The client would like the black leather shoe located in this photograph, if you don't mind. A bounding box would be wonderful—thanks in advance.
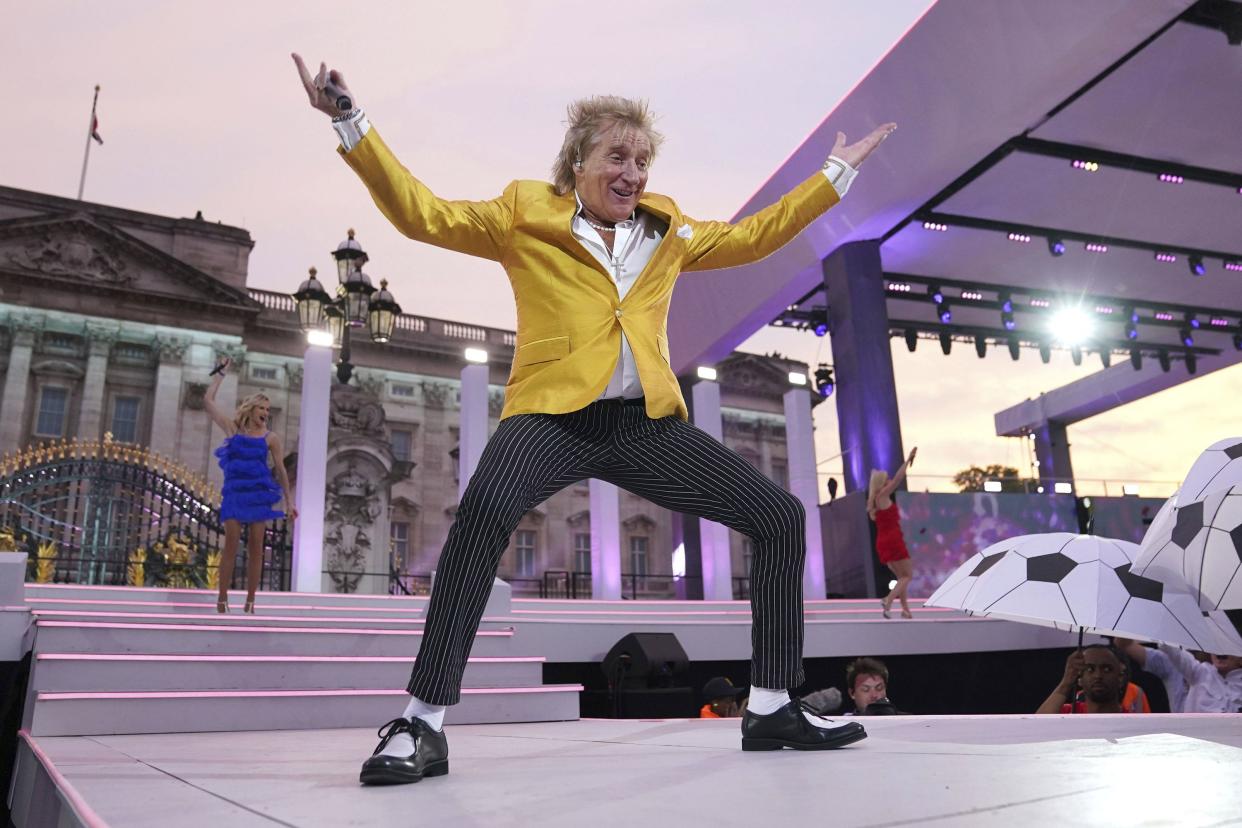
[359,717,450,785]
[741,701,867,751]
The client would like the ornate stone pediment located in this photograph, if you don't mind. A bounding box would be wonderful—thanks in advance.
[621,514,656,532]
[0,213,256,310]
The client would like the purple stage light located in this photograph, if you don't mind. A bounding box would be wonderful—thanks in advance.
[1004,319,1016,331]
[939,307,952,324]
[1084,242,1108,253]
[1226,261,1242,272]
[1007,232,1031,243]
[1189,255,1206,276]
[1030,298,1051,308]
[1158,173,1184,184]
[1154,252,1177,263]
[961,290,983,301]
[922,221,948,232]
[1071,160,1099,172]
[1210,317,1229,327]
[1154,311,1174,321]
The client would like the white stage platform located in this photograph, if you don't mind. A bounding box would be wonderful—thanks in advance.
[13,715,1242,828]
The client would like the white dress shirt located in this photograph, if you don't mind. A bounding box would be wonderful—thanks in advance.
[1157,643,1242,713]
[332,111,860,402]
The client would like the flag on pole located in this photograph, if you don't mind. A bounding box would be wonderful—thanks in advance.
[91,114,103,145]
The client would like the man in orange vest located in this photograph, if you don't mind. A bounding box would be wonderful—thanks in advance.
[294,54,895,785]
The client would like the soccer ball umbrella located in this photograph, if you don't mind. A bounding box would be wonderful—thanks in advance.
[926,533,1242,655]
[1176,436,1242,502]
[1133,484,1242,611]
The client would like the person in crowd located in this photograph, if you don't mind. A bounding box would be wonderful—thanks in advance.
[203,358,296,614]
[1152,644,1242,713]
[844,657,899,715]
[867,448,918,618]
[800,687,843,717]
[700,677,747,718]
[1036,645,1149,714]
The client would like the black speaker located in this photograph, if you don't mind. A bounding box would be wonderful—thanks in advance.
[601,632,689,690]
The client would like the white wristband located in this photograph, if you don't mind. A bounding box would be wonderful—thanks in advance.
[822,155,858,197]
[332,108,371,152]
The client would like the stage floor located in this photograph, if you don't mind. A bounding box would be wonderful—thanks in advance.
[21,715,1242,827]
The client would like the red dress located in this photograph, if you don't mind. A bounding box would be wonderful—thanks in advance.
[874,500,910,564]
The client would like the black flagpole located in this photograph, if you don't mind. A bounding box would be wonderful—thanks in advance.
[77,85,101,200]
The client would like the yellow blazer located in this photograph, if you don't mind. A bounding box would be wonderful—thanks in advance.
[340,129,840,421]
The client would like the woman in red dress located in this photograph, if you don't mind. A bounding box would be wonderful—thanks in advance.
[867,447,917,619]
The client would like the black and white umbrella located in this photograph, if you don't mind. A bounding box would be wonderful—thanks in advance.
[1176,436,1242,502]
[1133,483,1242,611]
[926,532,1242,655]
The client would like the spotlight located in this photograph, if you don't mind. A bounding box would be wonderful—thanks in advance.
[974,334,987,358]
[939,304,952,324]
[1047,306,1095,345]
[1000,293,1013,314]
[1158,173,1184,184]
[1234,333,1242,351]
[813,321,829,337]
[696,365,718,381]
[939,332,952,355]
[1099,349,1111,369]
[929,284,945,304]
[787,371,807,386]
[1158,349,1171,373]
[1071,160,1100,172]
[1039,342,1051,363]
[1225,261,1242,272]
[1186,312,1200,330]
[1007,337,1020,361]
[1084,242,1109,253]
[1124,307,1138,340]
[1002,311,1016,331]
[1047,237,1066,257]
[813,364,835,398]
[1070,346,1083,366]
[1180,327,1194,347]
[1154,252,1177,264]
[1007,232,1031,243]
[1189,255,1206,277]
[904,329,918,352]
[1129,346,1142,370]
[923,221,948,232]
[1186,352,1198,375]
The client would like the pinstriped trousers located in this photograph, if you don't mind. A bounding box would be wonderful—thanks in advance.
[408,397,807,705]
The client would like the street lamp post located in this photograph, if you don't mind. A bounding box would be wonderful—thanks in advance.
[289,230,402,592]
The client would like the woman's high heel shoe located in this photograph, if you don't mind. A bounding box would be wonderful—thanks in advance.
[216,597,229,614]
[243,597,255,614]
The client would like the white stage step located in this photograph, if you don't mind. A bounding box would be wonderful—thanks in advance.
[28,685,583,736]
[31,653,546,692]
[20,582,577,738]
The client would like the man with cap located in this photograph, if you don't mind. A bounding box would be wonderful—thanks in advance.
[701,677,747,718]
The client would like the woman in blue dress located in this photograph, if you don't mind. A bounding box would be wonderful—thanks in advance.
[204,358,297,613]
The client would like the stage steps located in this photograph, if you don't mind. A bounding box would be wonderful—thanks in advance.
[22,583,580,737]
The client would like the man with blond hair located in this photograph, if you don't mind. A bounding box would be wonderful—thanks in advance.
[294,54,896,785]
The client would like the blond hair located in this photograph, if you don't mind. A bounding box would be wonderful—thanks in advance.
[233,393,271,434]
[867,469,889,519]
[551,95,664,196]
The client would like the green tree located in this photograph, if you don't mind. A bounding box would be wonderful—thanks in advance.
[953,464,1031,493]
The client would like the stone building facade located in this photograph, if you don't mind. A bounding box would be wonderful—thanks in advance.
[0,185,813,596]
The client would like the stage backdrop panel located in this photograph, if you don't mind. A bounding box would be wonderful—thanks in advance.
[896,493,1078,597]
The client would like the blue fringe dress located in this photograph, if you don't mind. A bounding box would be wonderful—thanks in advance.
[215,433,284,523]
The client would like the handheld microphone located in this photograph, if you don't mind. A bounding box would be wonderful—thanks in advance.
[209,362,226,377]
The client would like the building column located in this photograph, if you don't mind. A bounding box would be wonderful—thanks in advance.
[692,378,734,601]
[1033,420,1074,491]
[588,479,622,600]
[457,362,489,501]
[292,343,333,593]
[78,323,119,441]
[823,241,905,494]
[0,317,40,452]
[149,336,189,459]
[784,386,826,600]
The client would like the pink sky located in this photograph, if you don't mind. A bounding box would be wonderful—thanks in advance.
[8,1,1239,498]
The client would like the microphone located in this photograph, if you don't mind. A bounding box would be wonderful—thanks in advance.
[209,362,227,377]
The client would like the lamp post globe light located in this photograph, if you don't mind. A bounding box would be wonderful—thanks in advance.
[292,229,403,384]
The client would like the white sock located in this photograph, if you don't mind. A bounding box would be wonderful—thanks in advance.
[747,686,790,716]
[376,696,446,758]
